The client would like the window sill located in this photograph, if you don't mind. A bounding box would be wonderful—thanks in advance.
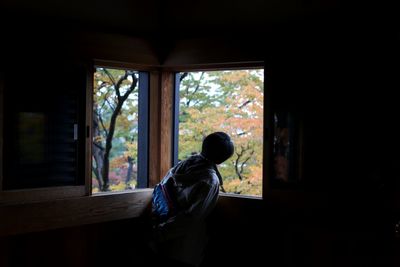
[0,188,153,237]
[0,186,86,205]
[219,192,263,200]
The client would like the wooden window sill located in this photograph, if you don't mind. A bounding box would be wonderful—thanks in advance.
[0,188,153,237]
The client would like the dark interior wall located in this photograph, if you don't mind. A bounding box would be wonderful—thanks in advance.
[192,16,400,265]
[206,7,400,267]
[274,9,400,197]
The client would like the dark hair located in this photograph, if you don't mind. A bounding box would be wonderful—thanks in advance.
[201,132,234,164]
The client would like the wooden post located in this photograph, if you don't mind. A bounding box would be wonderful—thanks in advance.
[85,65,94,195]
[159,72,174,181]
[149,71,161,187]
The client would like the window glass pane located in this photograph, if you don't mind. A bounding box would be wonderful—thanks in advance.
[178,69,264,196]
[3,64,85,190]
[92,67,141,193]
[272,111,301,187]
[273,112,291,182]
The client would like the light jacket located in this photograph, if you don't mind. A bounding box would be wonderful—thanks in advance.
[153,153,221,266]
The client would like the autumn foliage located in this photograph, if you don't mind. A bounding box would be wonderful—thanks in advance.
[92,68,264,196]
[179,70,264,196]
[92,68,138,192]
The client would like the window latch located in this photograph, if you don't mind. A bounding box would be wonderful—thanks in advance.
[74,124,78,141]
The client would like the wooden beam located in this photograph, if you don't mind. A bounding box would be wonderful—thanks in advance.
[0,189,152,237]
[148,71,161,187]
[159,72,174,179]
[75,33,160,67]
[162,61,265,72]
[94,59,159,71]
[163,38,265,69]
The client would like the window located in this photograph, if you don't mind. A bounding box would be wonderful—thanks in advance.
[272,111,303,187]
[174,69,264,197]
[2,62,87,190]
[92,67,149,193]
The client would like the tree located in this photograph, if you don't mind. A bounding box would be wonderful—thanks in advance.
[178,70,264,196]
[92,68,139,191]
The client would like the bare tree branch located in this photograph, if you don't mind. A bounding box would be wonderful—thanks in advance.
[238,100,253,109]
[105,98,116,112]
[182,72,205,107]
[93,142,105,151]
[235,148,245,180]
[98,86,115,112]
[94,109,109,137]
[103,69,117,87]
[121,72,138,102]
[180,72,188,82]
[240,149,254,174]
[186,72,204,107]
[192,72,204,95]
[97,82,108,91]
[115,71,129,100]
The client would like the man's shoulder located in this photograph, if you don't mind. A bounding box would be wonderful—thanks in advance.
[198,169,219,187]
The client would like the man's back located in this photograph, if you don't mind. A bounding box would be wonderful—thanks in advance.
[151,132,234,267]
[151,154,220,266]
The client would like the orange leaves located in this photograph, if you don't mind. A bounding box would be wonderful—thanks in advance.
[110,156,127,170]
[179,69,264,196]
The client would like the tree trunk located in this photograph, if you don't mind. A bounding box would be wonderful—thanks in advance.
[125,156,134,189]
[92,111,104,190]
[102,102,123,191]
[92,143,104,190]
[93,70,138,191]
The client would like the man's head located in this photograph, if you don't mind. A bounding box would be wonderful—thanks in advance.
[201,132,234,164]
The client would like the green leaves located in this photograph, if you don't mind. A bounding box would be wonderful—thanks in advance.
[92,67,139,192]
[178,70,264,196]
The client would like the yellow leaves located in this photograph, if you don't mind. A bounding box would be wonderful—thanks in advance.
[248,165,262,183]
[221,70,249,83]
[93,135,103,143]
[223,173,262,197]
[110,181,136,191]
[179,69,265,196]
[125,142,138,159]
[223,179,242,193]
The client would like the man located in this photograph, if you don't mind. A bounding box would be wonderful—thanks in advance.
[150,132,234,267]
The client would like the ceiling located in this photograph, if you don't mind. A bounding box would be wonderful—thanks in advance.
[0,0,342,37]
[1,0,397,65]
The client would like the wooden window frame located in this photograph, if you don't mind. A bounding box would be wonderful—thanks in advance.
[0,58,279,236]
[0,61,158,236]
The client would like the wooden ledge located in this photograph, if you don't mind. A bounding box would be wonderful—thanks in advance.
[0,189,153,237]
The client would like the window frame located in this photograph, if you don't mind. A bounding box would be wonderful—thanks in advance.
[0,61,156,236]
[170,64,268,199]
[0,59,283,236]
